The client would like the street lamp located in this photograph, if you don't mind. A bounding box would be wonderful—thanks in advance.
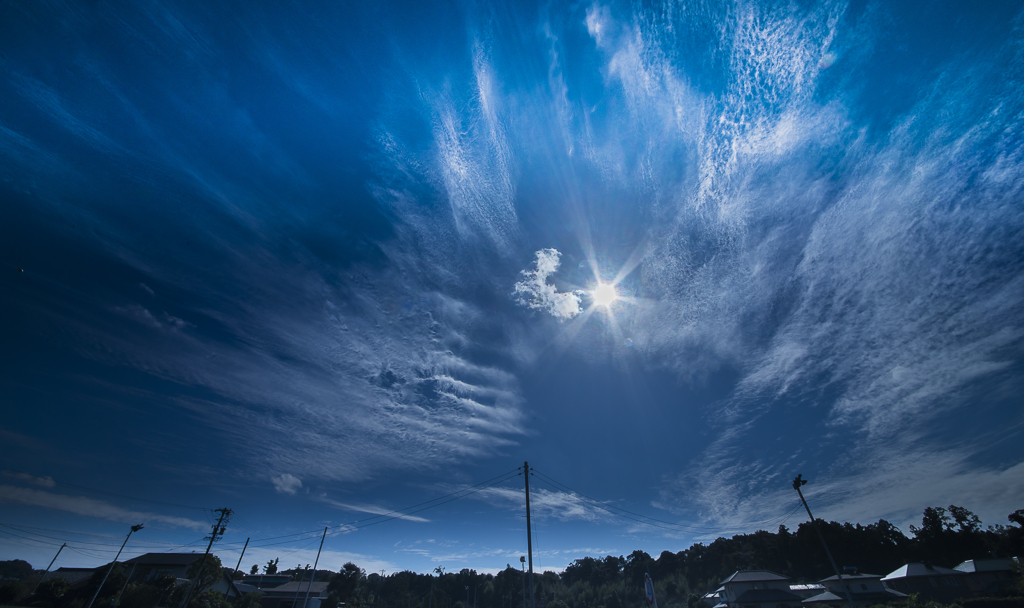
[87,524,142,608]
[519,557,526,608]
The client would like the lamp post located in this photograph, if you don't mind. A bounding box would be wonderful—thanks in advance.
[793,475,855,608]
[87,524,142,608]
[519,557,526,608]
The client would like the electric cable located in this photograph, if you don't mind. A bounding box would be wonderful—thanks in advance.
[221,467,524,548]
[529,469,801,536]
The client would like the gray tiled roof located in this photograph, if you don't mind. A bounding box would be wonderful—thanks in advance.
[732,589,803,603]
[953,558,1019,573]
[818,574,881,582]
[882,563,960,580]
[803,589,906,604]
[261,581,330,596]
[721,570,791,584]
[123,552,204,566]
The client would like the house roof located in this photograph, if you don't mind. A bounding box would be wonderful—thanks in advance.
[802,591,845,604]
[40,568,96,586]
[123,552,204,566]
[803,588,907,604]
[954,558,1019,573]
[261,581,330,596]
[720,570,791,584]
[819,574,881,582]
[731,589,803,604]
[881,563,961,580]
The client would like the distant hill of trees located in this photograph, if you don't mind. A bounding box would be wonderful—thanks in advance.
[314,506,1022,608]
[1,505,1021,608]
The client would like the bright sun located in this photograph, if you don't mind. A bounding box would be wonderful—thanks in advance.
[592,282,618,307]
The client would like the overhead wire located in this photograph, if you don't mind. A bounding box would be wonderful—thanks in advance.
[220,467,524,549]
[529,467,803,536]
[3,464,805,562]
[0,523,204,548]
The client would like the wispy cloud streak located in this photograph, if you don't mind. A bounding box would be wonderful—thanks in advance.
[0,485,206,530]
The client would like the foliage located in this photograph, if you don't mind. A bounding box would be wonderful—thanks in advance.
[0,559,35,582]
[106,574,177,608]
[0,581,27,605]
[188,589,232,608]
[11,505,1023,608]
[328,562,365,603]
[35,577,69,605]
[186,554,224,592]
[79,562,127,606]
[250,564,259,575]
[238,591,263,608]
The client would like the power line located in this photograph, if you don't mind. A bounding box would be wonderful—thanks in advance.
[220,467,524,548]
[237,469,524,549]
[340,469,523,533]
[529,468,801,535]
[532,467,801,530]
[0,523,205,548]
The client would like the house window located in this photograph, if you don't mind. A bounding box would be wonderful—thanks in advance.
[930,578,938,587]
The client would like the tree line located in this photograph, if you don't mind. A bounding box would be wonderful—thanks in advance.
[1,505,1021,608]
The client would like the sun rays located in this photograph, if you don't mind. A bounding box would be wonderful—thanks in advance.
[591,282,618,308]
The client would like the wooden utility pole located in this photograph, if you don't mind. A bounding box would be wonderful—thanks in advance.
[233,538,250,577]
[524,462,535,608]
[302,527,328,608]
[181,508,231,608]
[30,543,65,596]
[226,537,250,598]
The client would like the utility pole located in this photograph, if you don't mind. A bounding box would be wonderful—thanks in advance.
[302,527,328,608]
[793,475,855,608]
[523,462,535,608]
[113,562,138,606]
[30,543,66,596]
[294,565,310,608]
[233,538,250,578]
[226,537,250,598]
[87,524,142,608]
[182,507,231,608]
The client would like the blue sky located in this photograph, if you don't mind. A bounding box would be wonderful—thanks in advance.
[2,0,1023,576]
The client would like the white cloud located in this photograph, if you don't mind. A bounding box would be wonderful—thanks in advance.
[562,0,1024,532]
[513,249,583,320]
[317,496,430,523]
[0,485,206,530]
[473,485,612,523]
[1,470,56,488]
[272,474,303,495]
[585,5,614,47]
